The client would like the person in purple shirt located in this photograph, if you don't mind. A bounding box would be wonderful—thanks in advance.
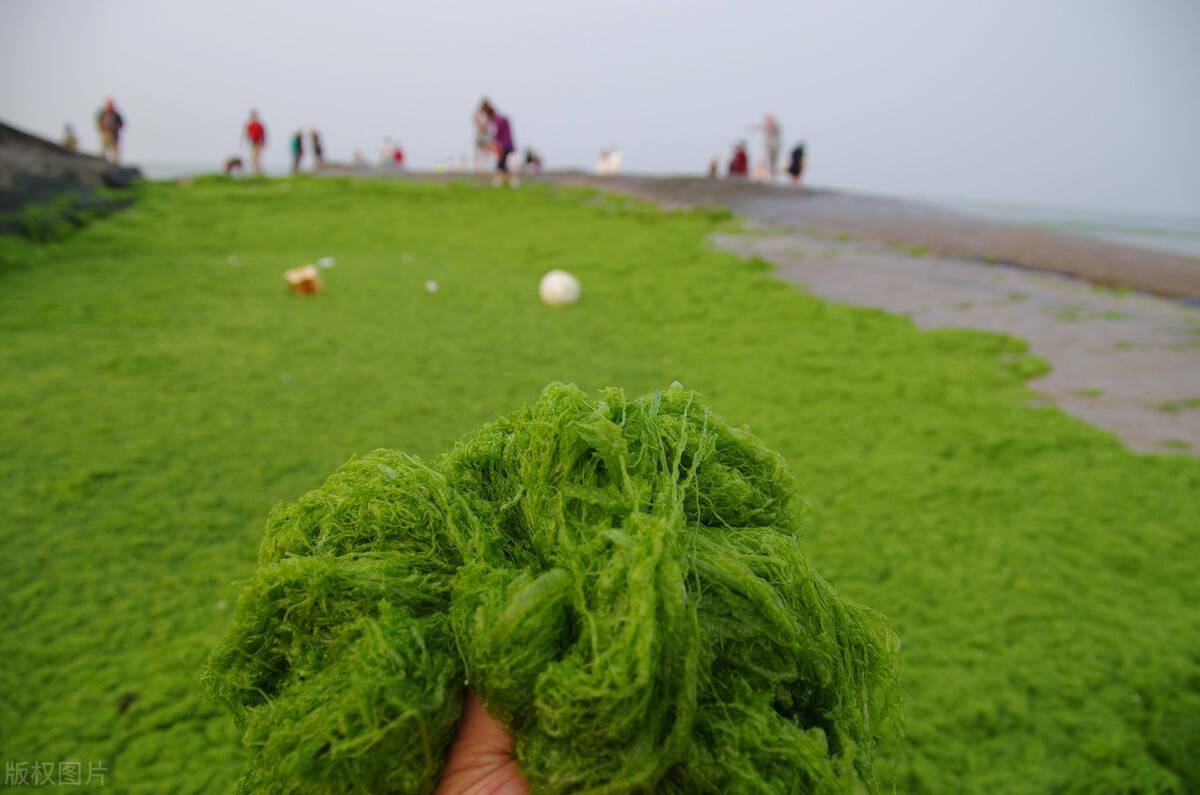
[481,100,517,187]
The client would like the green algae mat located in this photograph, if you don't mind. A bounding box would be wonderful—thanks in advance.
[1,177,1198,793]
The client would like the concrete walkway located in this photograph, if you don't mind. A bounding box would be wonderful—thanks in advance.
[715,228,1200,454]
[540,173,1200,300]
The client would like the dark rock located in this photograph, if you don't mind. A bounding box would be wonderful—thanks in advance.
[103,165,140,190]
[1,118,141,238]
[1,118,141,205]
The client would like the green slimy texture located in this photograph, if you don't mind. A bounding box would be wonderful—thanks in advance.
[204,384,900,793]
[3,177,1199,793]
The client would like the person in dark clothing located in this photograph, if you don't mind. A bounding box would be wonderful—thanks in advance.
[787,142,806,185]
[95,99,124,163]
[310,129,325,168]
[290,130,304,174]
[481,100,518,187]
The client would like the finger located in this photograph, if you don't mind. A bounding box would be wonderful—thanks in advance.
[435,689,529,795]
[455,689,514,755]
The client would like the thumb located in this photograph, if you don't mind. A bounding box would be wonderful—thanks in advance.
[435,689,529,795]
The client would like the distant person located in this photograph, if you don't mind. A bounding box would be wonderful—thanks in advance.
[482,101,516,187]
[728,142,749,177]
[596,148,623,175]
[290,130,304,174]
[95,98,124,163]
[610,148,623,174]
[708,156,720,178]
[752,114,781,179]
[61,124,78,152]
[352,149,367,168]
[473,101,493,173]
[244,110,267,175]
[787,142,806,185]
[379,137,404,167]
[310,129,325,168]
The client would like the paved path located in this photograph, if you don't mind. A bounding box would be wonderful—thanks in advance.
[532,173,1200,454]
[714,228,1200,454]
[540,173,1200,300]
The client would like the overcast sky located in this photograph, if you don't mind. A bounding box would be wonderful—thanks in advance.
[2,0,1198,215]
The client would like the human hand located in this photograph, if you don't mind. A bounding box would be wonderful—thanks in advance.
[434,689,529,795]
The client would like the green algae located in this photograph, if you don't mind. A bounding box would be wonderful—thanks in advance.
[3,177,1199,794]
[204,384,900,793]
[1154,397,1200,414]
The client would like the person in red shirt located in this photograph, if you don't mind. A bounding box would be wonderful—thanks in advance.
[243,110,267,175]
[728,141,749,177]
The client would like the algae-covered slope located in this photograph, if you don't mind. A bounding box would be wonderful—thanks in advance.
[204,383,900,793]
[5,178,1197,794]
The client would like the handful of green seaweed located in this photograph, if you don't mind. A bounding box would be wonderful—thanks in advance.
[204,384,900,793]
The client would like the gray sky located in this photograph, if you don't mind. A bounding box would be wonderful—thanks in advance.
[2,0,1198,215]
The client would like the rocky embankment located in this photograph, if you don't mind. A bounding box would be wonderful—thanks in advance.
[0,120,140,234]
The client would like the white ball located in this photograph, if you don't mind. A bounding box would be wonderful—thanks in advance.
[539,269,581,307]
[425,280,439,294]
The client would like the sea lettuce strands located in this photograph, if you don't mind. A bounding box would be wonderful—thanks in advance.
[205,383,900,794]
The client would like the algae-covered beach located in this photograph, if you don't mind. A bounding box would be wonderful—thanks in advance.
[2,177,1198,792]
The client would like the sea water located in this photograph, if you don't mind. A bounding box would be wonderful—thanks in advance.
[947,200,1200,259]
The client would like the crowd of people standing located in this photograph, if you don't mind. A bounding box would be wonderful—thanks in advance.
[716,114,805,185]
[240,111,328,176]
[287,128,324,174]
[62,97,805,187]
[227,99,518,183]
